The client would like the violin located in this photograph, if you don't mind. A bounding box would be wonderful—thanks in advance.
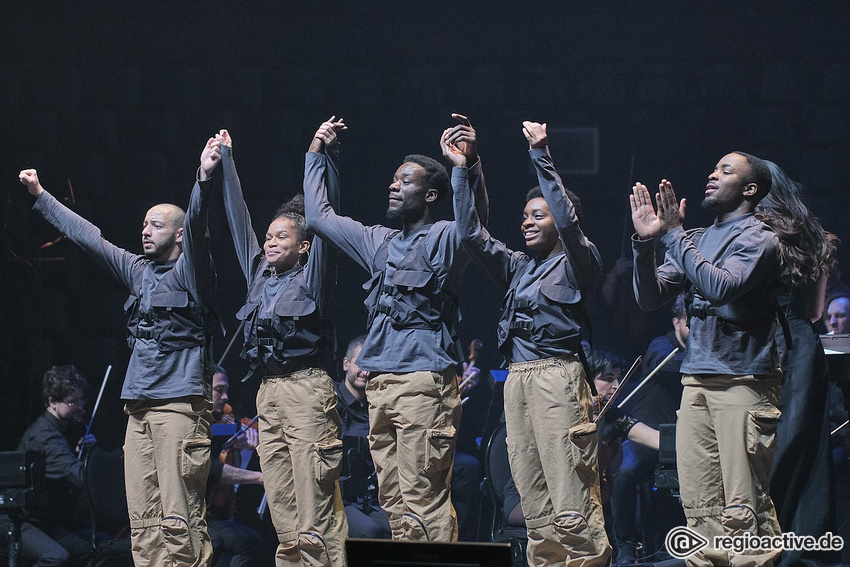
[591,355,642,504]
[458,339,483,398]
[209,403,259,519]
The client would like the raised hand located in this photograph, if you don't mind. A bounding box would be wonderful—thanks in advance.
[441,113,478,168]
[309,116,347,153]
[199,137,222,181]
[19,169,45,197]
[630,182,662,239]
[522,121,548,150]
[656,179,686,232]
[216,129,233,148]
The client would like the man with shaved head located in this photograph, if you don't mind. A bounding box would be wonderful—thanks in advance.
[19,137,221,567]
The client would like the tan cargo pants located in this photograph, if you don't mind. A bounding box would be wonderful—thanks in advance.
[677,374,782,567]
[257,369,348,567]
[505,356,612,567]
[124,396,213,567]
[366,369,461,541]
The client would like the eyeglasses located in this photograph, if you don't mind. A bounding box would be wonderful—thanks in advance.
[62,398,84,407]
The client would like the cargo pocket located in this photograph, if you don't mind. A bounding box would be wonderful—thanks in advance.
[162,515,194,564]
[569,422,598,487]
[314,438,344,485]
[553,511,597,556]
[181,435,211,479]
[746,407,781,457]
[424,426,456,476]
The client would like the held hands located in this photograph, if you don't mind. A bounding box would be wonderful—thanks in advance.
[629,180,686,239]
[522,121,548,151]
[440,113,478,168]
[199,137,223,181]
[19,169,44,197]
[309,116,347,153]
[215,129,232,148]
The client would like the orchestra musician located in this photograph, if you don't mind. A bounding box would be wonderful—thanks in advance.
[206,366,265,567]
[13,365,96,567]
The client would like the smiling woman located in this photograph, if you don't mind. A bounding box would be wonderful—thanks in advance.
[454,120,608,566]
[262,194,312,272]
[216,122,348,566]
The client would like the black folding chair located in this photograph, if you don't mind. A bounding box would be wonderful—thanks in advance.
[482,423,527,567]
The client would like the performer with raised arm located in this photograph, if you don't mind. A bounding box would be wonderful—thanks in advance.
[453,121,607,567]
[215,125,347,566]
[303,114,486,542]
[630,153,782,566]
[19,138,221,567]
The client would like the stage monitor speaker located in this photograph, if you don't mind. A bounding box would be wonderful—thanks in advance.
[346,538,512,567]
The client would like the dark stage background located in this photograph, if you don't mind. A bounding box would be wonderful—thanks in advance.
[2,2,849,450]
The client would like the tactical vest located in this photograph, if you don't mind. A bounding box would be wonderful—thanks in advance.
[363,227,462,358]
[124,288,217,353]
[235,266,325,375]
[497,254,586,354]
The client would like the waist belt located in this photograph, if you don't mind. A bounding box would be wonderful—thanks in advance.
[688,305,718,319]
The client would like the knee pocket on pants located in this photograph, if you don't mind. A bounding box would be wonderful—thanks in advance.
[553,511,597,553]
[569,422,598,486]
[747,408,781,457]
[424,426,456,475]
[298,531,329,559]
[721,504,757,534]
[162,515,196,564]
[181,434,211,479]
[401,513,429,541]
[314,438,343,484]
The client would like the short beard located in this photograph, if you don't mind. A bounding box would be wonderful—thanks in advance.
[143,248,161,260]
[143,238,176,261]
[386,201,423,221]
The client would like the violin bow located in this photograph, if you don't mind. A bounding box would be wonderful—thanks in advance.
[220,414,260,452]
[78,364,112,460]
[217,320,246,367]
[594,355,641,424]
[459,339,483,406]
[616,347,679,409]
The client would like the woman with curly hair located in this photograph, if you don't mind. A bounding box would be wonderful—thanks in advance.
[756,161,838,567]
[215,122,348,567]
